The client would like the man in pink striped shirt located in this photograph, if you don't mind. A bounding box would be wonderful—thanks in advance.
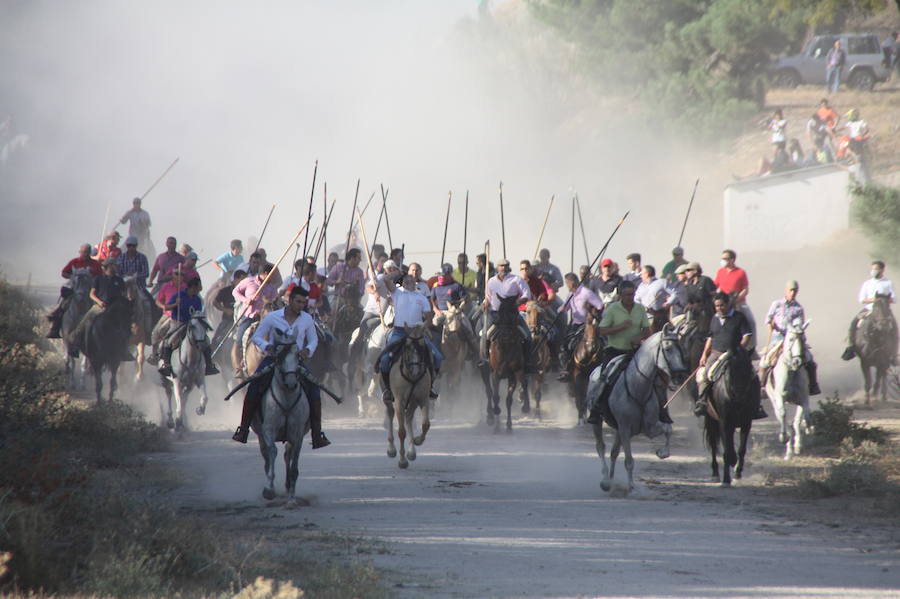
[231,264,278,378]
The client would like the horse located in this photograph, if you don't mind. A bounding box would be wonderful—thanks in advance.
[385,324,433,469]
[159,311,213,431]
[703,348,758,486]
[83,297,133,402]
[672,303,712,403]
[851,294,898,404]
[587,326,688,492]
[438,301,472,401]
[483,295,527,432]
[250,328,310,503]
[569,310,605,423]
[329,290,364,396]
[61,270,93,389]
[525,301,552,420]
[125,278,159,382]
[353,314,390,418]
[765,318,812,460]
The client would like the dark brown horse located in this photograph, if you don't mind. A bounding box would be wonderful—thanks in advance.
[330,288,363,396]
[703,350,756,486]
[672,303,712,405]
[83,297,133,402]
[525,301,551,420]
[569,310,605,423]
[484,295,527,432]
[852,294,898,404]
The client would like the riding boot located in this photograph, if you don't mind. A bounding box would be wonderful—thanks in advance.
[752,393,768,420]
[842,319,858,360]
[202,347,220,376]
[381,370,394,402]
[692,383,708,417]
[429,369,440,399]
[806,361,821,395]
[309,396,331,449]
[147,344,160,365]
[46,315,62,339]
[233,387,262,444]
[158,347,174,377]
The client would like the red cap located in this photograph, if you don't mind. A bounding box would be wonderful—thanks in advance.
[600,258,614,267]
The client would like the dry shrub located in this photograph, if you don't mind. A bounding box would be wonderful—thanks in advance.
[808,393,889,450]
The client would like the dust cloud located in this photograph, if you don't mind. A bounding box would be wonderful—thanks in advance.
[0,1,877,397]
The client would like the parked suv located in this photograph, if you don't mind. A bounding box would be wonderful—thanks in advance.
[769,33,890,90]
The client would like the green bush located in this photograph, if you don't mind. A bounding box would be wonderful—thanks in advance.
[809,394,889,449]
[851,183,900,263]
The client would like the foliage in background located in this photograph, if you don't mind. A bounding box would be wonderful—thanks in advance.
[809,394,889,448]
[851,182,900,263]
[526,0,888,141]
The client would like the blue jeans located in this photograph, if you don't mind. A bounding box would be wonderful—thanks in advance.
[826,66,842,93]
[379,328,443,374]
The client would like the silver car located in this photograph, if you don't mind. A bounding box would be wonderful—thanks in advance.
[770,33,890,90]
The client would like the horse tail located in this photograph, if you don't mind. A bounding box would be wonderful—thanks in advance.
[703,412,719,451]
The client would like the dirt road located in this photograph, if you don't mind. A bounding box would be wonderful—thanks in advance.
[143,386,898,599]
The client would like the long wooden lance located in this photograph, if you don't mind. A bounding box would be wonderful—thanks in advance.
[253,204,277,253]
[360,190,377,216]
[344,179,361,259]
[461,190,469,287]
[301,161,319,258]
[370,188,387,254]
[99,199,111,251]
[321,181,327,260]
[139,157,179,201]
[480,240,490,361]
[499,181,507,260]
[355,207,385,328]
[575,194,590,264]
[677,178,700,248]
[531,211,630,356]
[570,195,575,273]
[212,219,310,358]
[381,183,394,251]
[440,191,452,267]
[313,199,337,263]
[532,194,555,262]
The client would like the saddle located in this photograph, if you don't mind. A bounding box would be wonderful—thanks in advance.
[585,354,631,427]
[376,332,433,382]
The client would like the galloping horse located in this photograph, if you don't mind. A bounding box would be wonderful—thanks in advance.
[353,314,390,417]
[570,310,605,423]
[851,294,898,404]
[438,301,472,400]
[765,318,812,460]
[385,324,433,469]
[329,289,363,395]
[159,311,213,431]
[524,301,552,420]
[587,326,688,492]
[83,297,133,402]
[672,303,712,404]
[703,349,758,486]
[61,270,93,389]
[484,295,527,432]
[125,278,158,382]
[251,328,310,503]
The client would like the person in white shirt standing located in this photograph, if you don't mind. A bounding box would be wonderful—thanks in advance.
[635,265,669,333]
[119,197,154,260]
[379,274,443,402]
[232,285,331,449]
[843,260,898,361]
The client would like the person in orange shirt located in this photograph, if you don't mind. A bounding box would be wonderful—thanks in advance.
[96,231,122,263]
[815,98,839,134]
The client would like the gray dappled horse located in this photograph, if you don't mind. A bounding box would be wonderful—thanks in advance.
[852,294,898,404]
[83,298,133,402]
[385,323,433,469]
[62,270,94,389]
[587,326,688,492]
[159,311,212,431]
[352,310,390,417]
[251,328,310,503]
[765,318,812,460]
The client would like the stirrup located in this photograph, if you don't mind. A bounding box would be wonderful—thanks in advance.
[382,388,394,403]
[429,388,439,399]
[205,363,220,376]
[232,427,249,443]
[158,362,173,377]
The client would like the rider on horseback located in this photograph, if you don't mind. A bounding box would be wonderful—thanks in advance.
[431,263,479,354]
[842,260,897,362]
[47,243,102,339]
[116,236,150,288]
[557,272,604,381]
[232,264,278,379]
[759,280,821,397]
[380,274,443,402]
[693,292,767,419]
[232,285,331,448]
[480,259,534,369]
[349,259,400,364]
[153,277,220,377]
[67,258,133,361]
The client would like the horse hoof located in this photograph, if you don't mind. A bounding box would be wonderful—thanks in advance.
[486,414,495,426]
[720,481,732,488]
[399,460,408,469]
[408,453,416,461]
[734,471,743,480]
[655,448,670,460]
[600,480,611,492]
[413,437,424,446]
[387,448,397,458]
[262,488,276,500]
[166,417,175,430]
[493,407,501,415]
[521,404,530,414]
[195,405,206,416]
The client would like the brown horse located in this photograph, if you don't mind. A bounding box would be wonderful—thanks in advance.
[569,310,605,423]
[852,294,898,404]
[525,301,551,420]
[484,295,527,432]
[439,301,472,400]
[329,289,364,395]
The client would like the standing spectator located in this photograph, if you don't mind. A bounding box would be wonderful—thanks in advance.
[815,98,839,133]
[635,265,669,333]
[661,247,687,283]
[768,108,787,145]
[119,197,154,259]
[714,249,756,349]
[825,40,846,94]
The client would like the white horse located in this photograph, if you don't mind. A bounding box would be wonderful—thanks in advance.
[351,308,392,417]
[160,311,212,431]
[251,329,310,503]
[384,324,433,469]
[587,326,689,492]
[765,319,812,460]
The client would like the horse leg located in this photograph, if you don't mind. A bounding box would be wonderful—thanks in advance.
[593,422,612,492]
[284,441,302,502]
[397,400,409,469]
[655,422,672,460]
[406,403,417,462]
[173,381,186,432]
[736,421,751,479]
[620,430,636,491]
[878,366,888,402]
[721,422,736,487]
[195,378,208,416]
[707,416,720,482]
[521,374,530,414]
[385,399,397,458]
[505,378,515,432]
[259,430,277,500]
[491,373,502,431]
[94,364,103,403]
[162,379,175,429]
[791,404,804,457]
[534,374,542,421]
[608,433,621,483]
[413,387,431,447]
[109,362,118,402]
[861,362,872,405]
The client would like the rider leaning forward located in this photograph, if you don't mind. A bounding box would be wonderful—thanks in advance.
[151,277,220,378]
[232,285,331,448]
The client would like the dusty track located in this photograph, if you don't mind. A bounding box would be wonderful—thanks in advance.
[136,382,900,599]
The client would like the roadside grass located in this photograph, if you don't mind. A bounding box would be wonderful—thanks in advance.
[0,278,389,598]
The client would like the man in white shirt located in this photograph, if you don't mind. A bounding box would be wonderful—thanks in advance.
[481,258,533,368]
[407,263,431,296]
[379,274,442,402]
[635,265,669,332]
[232,285,331,448]
[349,260,400,364]
[119,197,154,259]
[843,260,898,360]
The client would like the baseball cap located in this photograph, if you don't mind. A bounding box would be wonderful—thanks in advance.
[600,258,614,267]
[496,258,510,267]
[672,246,684,255]
[685,262,700,270]
[786,279,799,289]
[125,235,138,246]
[441,263,453,275]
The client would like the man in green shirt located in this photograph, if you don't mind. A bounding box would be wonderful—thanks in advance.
[661,247,687,283]
[598,280,650,361]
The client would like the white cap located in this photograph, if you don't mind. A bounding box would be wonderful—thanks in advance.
[383,260,398,271]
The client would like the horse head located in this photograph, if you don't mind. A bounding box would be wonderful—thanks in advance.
[70,269,93,302]
[400,324,428,382]
[495,295,520,326]
[272,328,301,391]
[188,309,213,349]
[871,294,894,321]
[444,302,464,333]
[658,323,689,385]
[783,318,809,372]
[524,301,544,334]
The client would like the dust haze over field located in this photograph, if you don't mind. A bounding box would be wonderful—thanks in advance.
[0,1,877,394]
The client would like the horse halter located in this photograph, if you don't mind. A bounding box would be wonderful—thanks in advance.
[782,322,806,371]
